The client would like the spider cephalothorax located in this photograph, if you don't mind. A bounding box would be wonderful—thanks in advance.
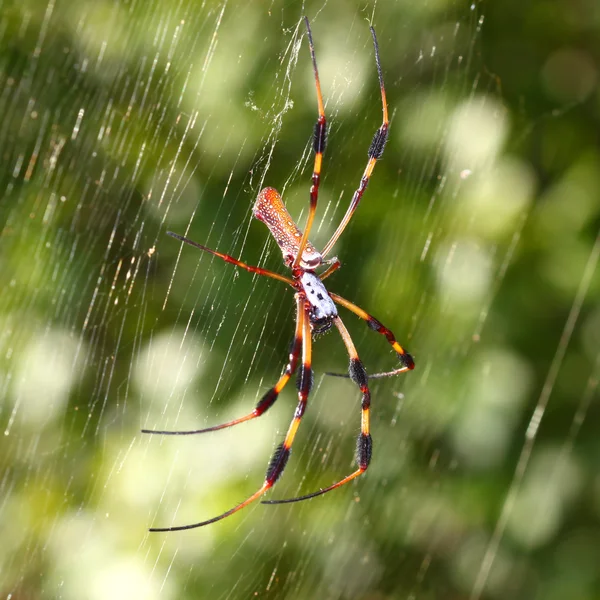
[299,271,338,334]
[144,17,414,532]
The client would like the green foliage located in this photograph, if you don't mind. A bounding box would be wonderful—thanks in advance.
[1,1,599,599]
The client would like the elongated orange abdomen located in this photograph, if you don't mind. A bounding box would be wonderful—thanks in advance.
[253,187,322,269]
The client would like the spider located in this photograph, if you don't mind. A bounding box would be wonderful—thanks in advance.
[144,17,414,532]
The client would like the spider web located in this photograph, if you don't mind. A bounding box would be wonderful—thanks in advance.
[1,0,599,599]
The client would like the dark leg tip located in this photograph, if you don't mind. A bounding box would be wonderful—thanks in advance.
[402,352,415,370]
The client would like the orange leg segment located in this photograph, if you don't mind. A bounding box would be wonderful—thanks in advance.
[263,315,372,504]
[321,26,389,259]
[293,17,327,269]
[142,295,305,437]
[329,292,415,377]
[148,297,311,532]
[167,231,294,286]
[318,259,341,281]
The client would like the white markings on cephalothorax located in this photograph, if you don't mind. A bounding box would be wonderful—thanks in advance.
[300,272,337,323]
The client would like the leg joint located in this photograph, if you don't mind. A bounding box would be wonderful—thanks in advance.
[361,391,371,410]
[255,388,278,415]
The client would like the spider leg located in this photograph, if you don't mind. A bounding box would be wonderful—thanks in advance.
[329,292,415,377]
[293,17,327,269]
[148,298,313,531]
[142,295,305,437]
[320,26,389,259]
[318,258,341,281]
[167,231,294,286]
[263,315,371,504]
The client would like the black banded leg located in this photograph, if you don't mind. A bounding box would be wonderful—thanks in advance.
[329,292,414,378]
[264,315,371,504]
[142,295,305,437]
[293,17,328,268]
[147,298,307,532]
[321,26,389,259]
[264,299,314,492]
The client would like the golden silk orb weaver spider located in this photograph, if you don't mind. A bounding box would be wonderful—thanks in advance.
[143,17,414,532]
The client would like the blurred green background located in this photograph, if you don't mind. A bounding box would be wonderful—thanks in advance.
[1,0,599,598]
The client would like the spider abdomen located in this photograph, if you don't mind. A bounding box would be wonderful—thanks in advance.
[300,272,337,333]
[253,187,323,269]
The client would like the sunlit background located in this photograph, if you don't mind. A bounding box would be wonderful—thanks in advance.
[1,0,599,598]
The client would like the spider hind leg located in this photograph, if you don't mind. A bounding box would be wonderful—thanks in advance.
[263,315,373,505]
[148,298,314,531]
[142,295,306,438]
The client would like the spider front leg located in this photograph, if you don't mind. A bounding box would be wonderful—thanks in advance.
[293,17,327,269]
[147,297,313,531]
[329,292,414,378]
[263,315,372,504]
[320,26,389,259]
